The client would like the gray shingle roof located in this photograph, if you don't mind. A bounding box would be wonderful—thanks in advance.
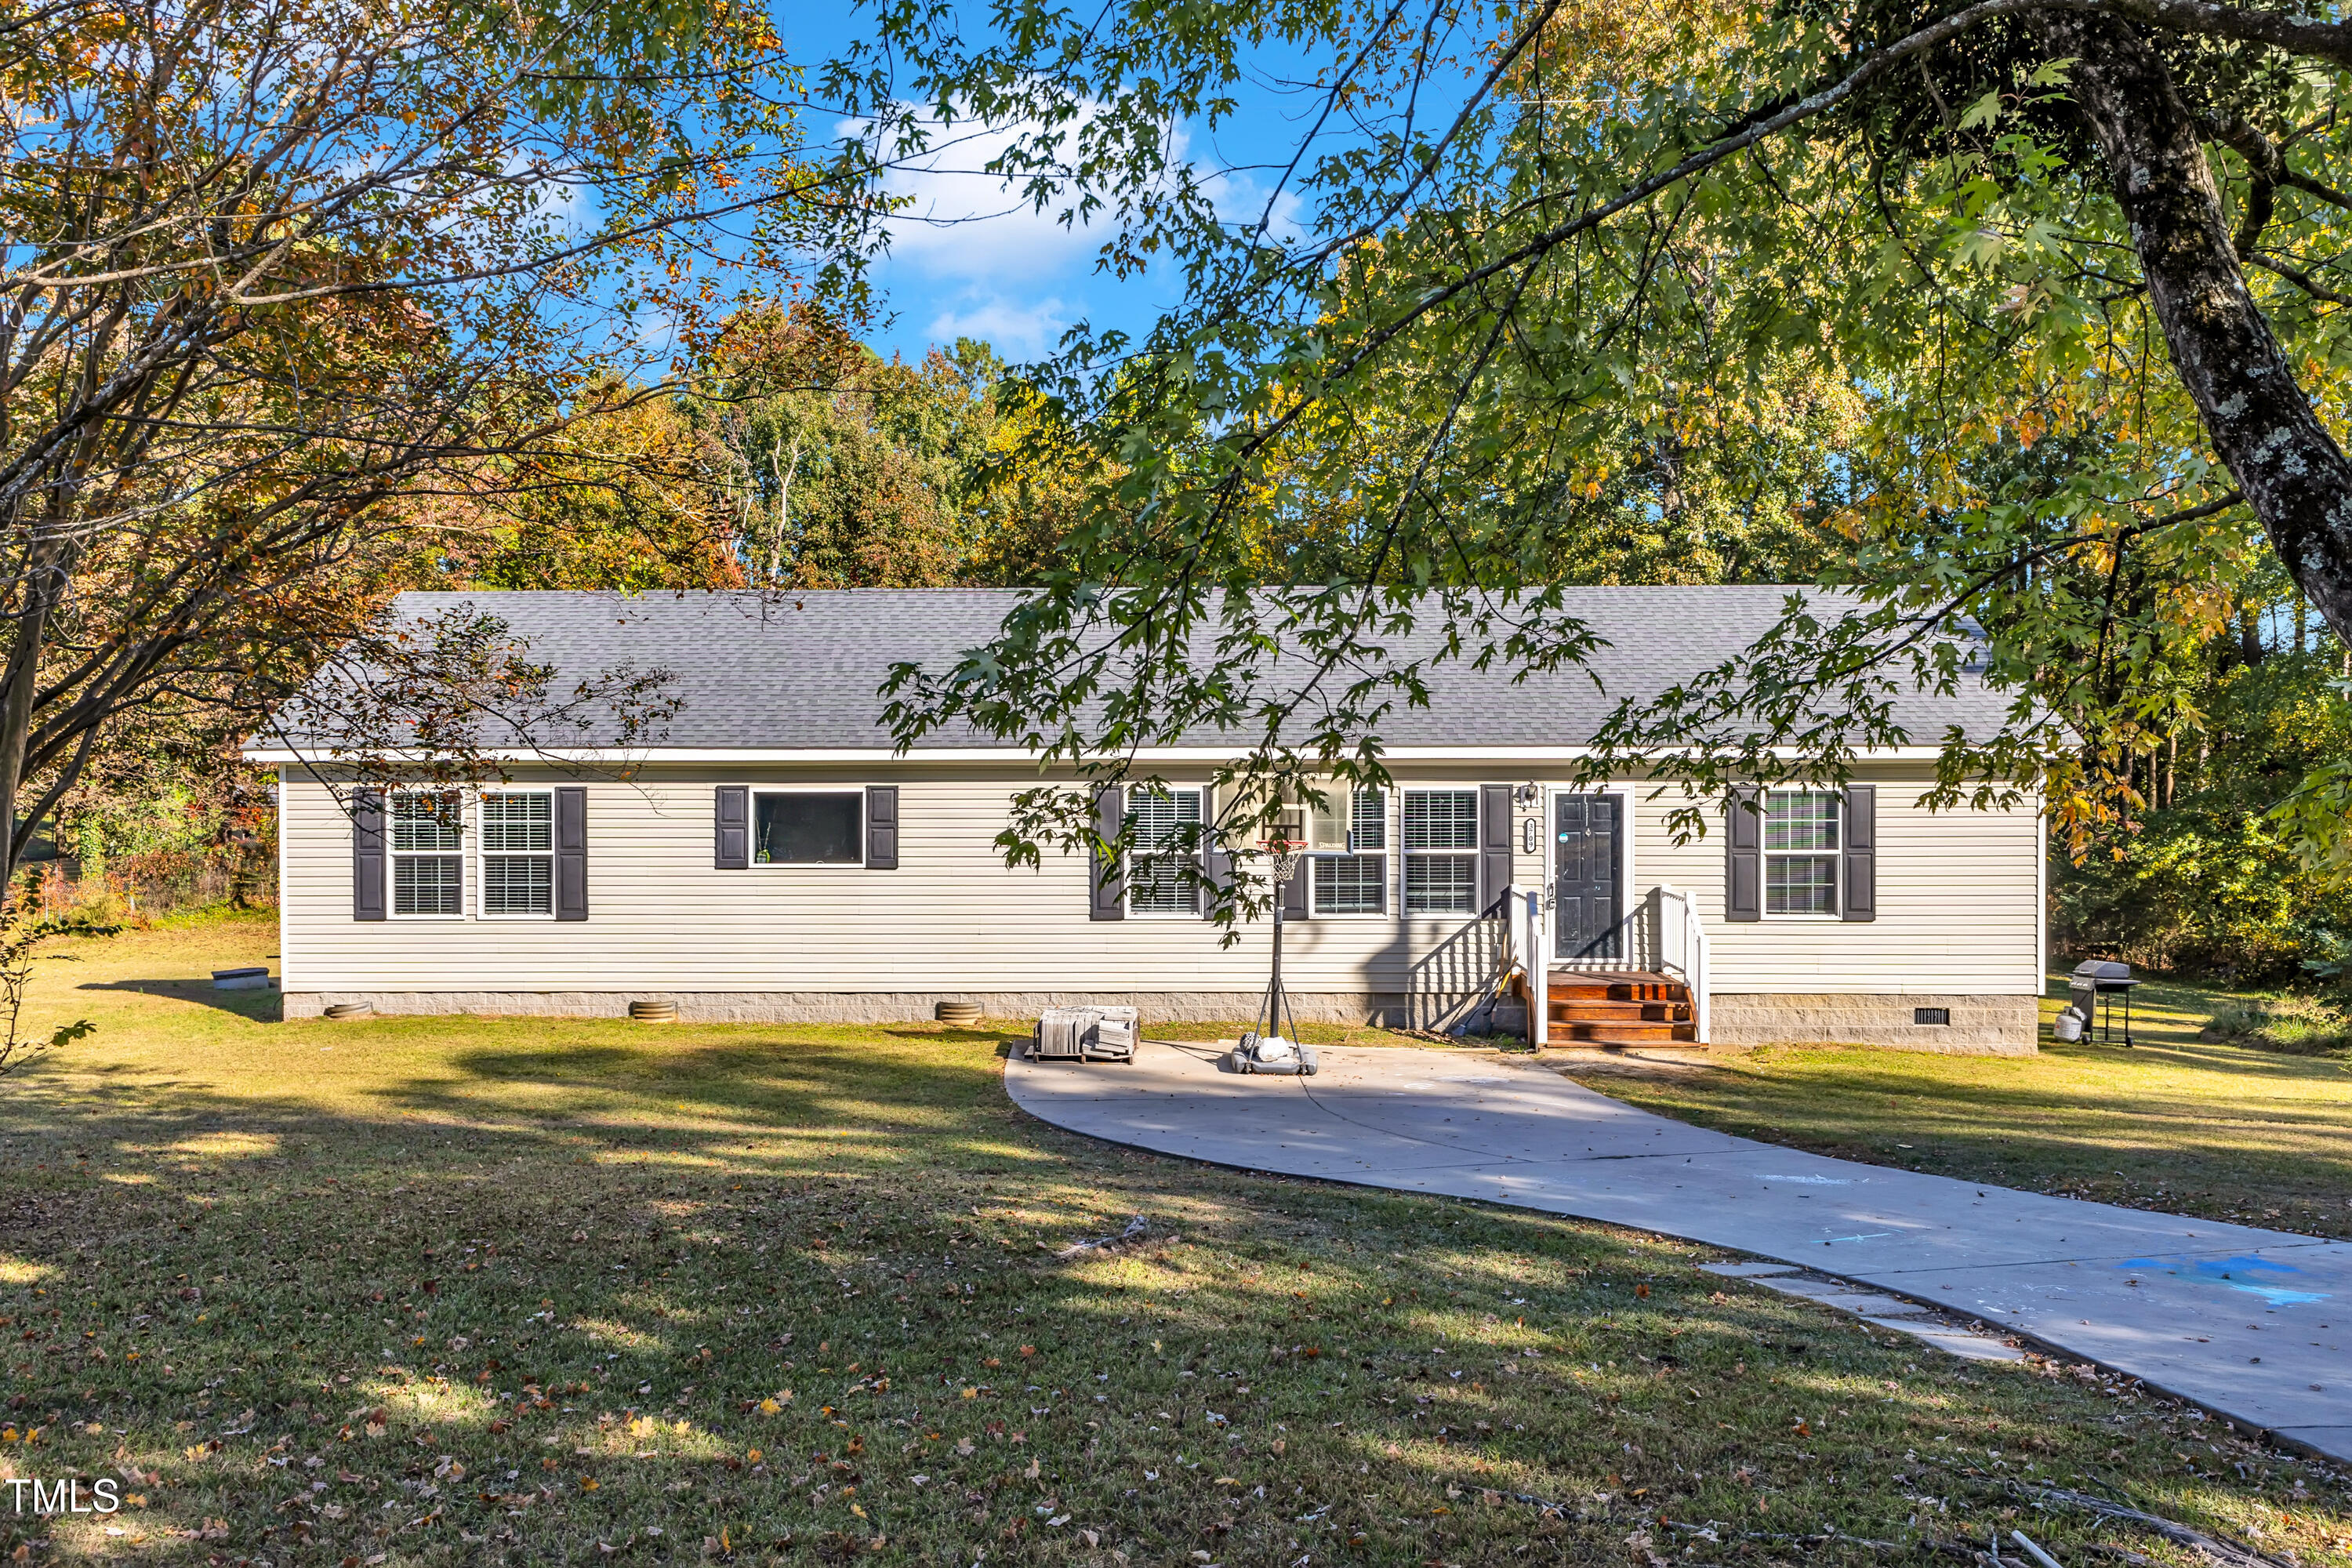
[280,587,2010,750]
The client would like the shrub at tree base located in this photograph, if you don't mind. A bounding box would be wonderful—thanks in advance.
[20,850,274,923]
[2201,995,2352,1057]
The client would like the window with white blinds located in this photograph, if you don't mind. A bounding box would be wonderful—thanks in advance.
[1403,789,1479,914]
[390,790,463,917]
[1125,787,1203,915]
[480,790,554,916]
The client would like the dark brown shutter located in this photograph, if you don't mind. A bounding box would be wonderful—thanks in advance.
[713,786,750,869]
[866,786,899,869]
[1725,785,1762,922]
[554,786,587,920]
[1842,783,1876,922]
[1479,783,1513,913]
[352,788,387,921]
[1200,788,1227,920]
[1090,785,1125,920]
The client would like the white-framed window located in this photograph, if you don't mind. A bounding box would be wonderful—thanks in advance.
[389,789,463,918]
[1403,789,1479,914]
[1125,786,1203,916]
[1764,788,1840,915]
[1304,786,1387,915]
[753,789,865,866]
[479,789,554,916]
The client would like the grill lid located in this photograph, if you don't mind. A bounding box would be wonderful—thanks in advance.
[2071,959,2136,990]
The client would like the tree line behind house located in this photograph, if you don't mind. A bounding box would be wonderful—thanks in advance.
[38,307,2346,996]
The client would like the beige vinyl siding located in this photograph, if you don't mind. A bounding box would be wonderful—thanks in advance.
[279,761,2040,999]
[1632,767,2043,995]
[285,766,1512,996]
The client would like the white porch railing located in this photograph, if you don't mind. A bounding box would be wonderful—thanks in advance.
[1494,884,1548,1049]
[1526,887,1548,1049]
[1649,883,1711,1044]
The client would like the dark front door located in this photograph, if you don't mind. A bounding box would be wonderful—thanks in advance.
[1553,793,1621,960]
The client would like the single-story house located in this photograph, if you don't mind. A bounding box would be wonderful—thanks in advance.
[250,588,2046,1053]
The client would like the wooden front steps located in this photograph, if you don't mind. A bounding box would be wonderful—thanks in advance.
[1544,969,1696,1048]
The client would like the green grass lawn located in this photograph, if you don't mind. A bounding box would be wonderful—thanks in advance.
[2,915,2347,1566]
[1559,971,2352,1240]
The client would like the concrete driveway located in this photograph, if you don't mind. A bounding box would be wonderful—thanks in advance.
[1006,1040,2351,1463]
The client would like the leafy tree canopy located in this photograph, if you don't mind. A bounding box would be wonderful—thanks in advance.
[831,0,2352,889]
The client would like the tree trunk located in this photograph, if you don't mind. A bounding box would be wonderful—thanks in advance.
[2034,10,2352,650]
[0,583,54,906]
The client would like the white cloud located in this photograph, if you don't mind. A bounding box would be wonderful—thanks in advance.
[848,105,1302,358]
[855,114,1102,283]
[921,293,1074,359]
[1209,166,1312,249]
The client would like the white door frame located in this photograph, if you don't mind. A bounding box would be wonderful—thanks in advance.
[1545,782,1637,970]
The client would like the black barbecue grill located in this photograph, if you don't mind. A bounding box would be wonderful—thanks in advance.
[2069,960,2140,1047]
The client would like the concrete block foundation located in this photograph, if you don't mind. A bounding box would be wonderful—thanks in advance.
[1706,993,2037,1055]
[284,989,2029,1051]
[281,989,1508,1031]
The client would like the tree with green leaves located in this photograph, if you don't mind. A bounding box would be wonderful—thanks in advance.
[691,310,1027,587]
[0,0,848,897]
[833,0,2352,890]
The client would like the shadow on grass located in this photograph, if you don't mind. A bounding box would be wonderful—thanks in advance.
[80,976,284,1018]
[1572,972,2352,1232]
[4,1008,2350,1565]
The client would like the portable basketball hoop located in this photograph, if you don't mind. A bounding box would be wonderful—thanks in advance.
[1235,836,1316,1075]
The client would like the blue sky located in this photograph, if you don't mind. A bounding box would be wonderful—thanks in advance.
[775,5,1321,366]
[852,113,1174,363]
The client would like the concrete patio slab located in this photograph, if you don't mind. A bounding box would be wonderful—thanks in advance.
[1875,1324,2029,1363]
[1007,1040,2350,1462]
[1774,1288,1936,1317]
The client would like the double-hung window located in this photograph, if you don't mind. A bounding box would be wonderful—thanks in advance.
[480,790,554,916]
[1125,786,1203,915]
[1402,789,1479,913]
[1305,786,1387,915]
[1763,789,1840,915]
[389,790,463,917]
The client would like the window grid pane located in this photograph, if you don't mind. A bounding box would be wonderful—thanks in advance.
[390,793,462,851]
[394,855,463,916]
[482,855,553,915]
[1404,854,1475,913]
[1350,788,1387,851]
[481,792,552,853]
[1403,790,1477,851]
[1766,853,1838,916]
[1763,789,1839,851]
[1313,855,1385,914]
